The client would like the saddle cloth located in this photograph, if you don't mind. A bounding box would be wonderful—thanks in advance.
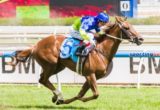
[60,36,81,63]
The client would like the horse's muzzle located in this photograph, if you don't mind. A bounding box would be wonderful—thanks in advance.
[135,37,144,45]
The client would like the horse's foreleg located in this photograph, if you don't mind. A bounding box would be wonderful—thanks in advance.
[79,73,99,102]
[62,81,90,104]
[77,81,90,98]
[62,73,98,104]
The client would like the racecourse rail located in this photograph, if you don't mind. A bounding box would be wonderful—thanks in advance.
[0,25,160,45]
[0,25,160,36]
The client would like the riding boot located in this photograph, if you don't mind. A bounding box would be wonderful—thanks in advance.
[82,44,95,56]
[76,44,86,56]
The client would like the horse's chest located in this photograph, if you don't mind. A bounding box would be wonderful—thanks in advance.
[95,60,112,78]
[100,61,113,78]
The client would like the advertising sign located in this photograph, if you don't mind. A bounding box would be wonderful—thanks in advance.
[120,1,130,11]
[0,55,40,83]
[120,0,137,17]
[50,0,120,17]
[0,44,160,84]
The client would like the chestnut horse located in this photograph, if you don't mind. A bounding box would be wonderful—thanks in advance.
[9,16,143,105]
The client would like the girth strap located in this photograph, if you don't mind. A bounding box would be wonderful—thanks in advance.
[76,56,86,75]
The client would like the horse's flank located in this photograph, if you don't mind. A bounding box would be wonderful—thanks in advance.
[34,35,65,64]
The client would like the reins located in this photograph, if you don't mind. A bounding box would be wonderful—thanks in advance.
[95,22,131,58]
[105,23,132,42]
[105,33,133,42]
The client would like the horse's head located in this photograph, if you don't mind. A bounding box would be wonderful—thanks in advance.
[105,16,143,45]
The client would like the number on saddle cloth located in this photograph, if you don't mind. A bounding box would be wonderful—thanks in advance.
[60,37,81,63]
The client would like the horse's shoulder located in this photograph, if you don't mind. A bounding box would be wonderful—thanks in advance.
[41,34,65,42]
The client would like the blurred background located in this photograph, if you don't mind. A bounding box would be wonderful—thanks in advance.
[0,0,160,25]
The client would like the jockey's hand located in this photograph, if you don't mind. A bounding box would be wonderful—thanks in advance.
[83,40,96,46]
[83,40,90,44]
[88,31,99,38]
[94,33,99,37]
[90,39,96,46]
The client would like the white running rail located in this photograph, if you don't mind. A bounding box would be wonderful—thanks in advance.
[0,25,159,39]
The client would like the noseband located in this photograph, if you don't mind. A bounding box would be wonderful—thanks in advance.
[95,22,133,58]
[105,23,133,42]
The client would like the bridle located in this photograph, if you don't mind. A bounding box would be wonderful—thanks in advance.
[105,22,135,43]
[95,22,136,58]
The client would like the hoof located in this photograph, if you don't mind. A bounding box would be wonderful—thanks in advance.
[56,99,64,105]
[52,96,57,103]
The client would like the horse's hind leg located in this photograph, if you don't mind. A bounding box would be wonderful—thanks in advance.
[39,64,64,104]
[39,66,56,91]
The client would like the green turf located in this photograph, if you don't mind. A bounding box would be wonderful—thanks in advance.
[0,84,160,110]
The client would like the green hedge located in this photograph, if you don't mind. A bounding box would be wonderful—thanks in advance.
[128,16,160,25]
[0,16,160,26]
[0,17,79,26]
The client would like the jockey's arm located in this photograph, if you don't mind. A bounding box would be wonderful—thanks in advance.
[79,29,96,45]
[79,28,103,44]
[95,22,114,36]
[92,28,105,38]
[72,18,81,31]
[80,28,104,39]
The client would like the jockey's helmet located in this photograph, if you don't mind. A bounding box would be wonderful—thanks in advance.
[96,12,109,23]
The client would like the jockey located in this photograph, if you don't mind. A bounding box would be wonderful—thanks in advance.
[70,12,109,56]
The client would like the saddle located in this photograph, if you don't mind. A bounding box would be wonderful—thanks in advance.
[60,37,95,74]
[76,44,95,74]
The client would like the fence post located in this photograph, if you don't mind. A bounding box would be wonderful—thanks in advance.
[137,57,144,89]
[54,28,62,92]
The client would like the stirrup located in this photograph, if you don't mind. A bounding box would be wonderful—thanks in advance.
[76,52,82,56]
[81,49,89,56]
[76,49,83,56]
[76,45,85,56]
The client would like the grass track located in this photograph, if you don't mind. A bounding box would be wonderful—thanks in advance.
[0,84,160,110]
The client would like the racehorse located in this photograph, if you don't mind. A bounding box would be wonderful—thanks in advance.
[8,16,143,105]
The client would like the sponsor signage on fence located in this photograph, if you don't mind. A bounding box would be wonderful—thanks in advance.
[0,44,160,84]
[0,55,40,83]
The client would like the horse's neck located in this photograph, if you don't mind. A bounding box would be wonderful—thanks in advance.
[99,26,121,61]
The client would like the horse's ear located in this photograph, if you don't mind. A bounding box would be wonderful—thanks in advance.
[115,16,121,23]
[124,16,127,21]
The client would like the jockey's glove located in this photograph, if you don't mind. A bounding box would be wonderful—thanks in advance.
[90,39,96,46]
[87,33,94,39]
[83,39,96,46]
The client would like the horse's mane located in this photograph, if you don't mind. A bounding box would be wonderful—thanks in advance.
[95,34,107,43]
[96,22,115,43]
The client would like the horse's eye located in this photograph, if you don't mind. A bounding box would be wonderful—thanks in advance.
[124,27,129,30]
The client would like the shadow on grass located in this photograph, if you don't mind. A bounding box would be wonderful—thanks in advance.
[8,104,92,110]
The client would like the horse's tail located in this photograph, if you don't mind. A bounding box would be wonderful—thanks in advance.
[6,48,34,67]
